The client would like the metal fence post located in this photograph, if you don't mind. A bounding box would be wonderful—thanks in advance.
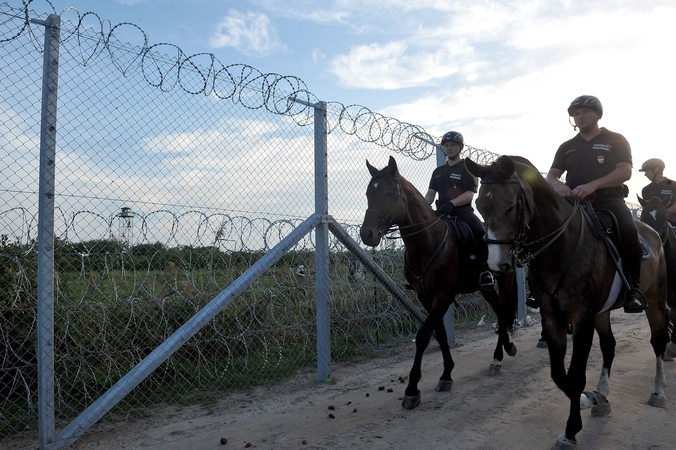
[33,13,61,450]
[314,101,331,382]
[412,135,456,344]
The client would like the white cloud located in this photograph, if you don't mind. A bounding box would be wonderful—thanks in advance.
[210,10,287,57]
[330,41,471,89]
[312,48,326,63]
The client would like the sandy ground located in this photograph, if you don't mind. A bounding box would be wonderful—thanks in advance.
[11,312,676,450]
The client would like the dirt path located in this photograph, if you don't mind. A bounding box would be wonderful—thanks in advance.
[22,313,676,449]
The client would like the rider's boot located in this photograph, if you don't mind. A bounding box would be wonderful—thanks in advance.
[624,281,648,313]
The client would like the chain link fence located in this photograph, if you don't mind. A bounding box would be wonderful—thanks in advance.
[1,2,507,448]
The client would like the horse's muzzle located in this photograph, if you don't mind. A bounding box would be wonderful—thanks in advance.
[360,226,381,247]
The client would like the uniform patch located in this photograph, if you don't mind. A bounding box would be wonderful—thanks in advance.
[597,155,604,164]
[592,143,611,152]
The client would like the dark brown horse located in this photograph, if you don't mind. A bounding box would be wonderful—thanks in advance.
[638,194,676,358]
[359,156,518,410]
[466,155,672,449]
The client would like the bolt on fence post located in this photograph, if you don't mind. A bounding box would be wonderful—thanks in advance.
[32,13,61,450]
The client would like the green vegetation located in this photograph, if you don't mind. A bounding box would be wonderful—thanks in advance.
[0,237,492,438]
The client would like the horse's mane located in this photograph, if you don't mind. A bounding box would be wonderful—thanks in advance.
[372,162,433,212]
[496,155,562,207]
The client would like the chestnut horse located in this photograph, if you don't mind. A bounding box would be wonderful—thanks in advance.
[638,195,676,356]
[466,155,674,449]
[360,156,518,410]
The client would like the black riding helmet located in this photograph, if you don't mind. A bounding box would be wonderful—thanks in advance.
[440,131,464,149]
[567,95,603,119]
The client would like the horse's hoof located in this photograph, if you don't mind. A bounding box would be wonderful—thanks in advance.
[667,342,676,358]
[648,393,666,408]
[582,391,611,416]
[551,433,577,449]
[488,364,501,376]
[402,393,421,410]
[435,379,453,392]
[536,339,548,349]
[591,401,611,417]
[506,343,517,357]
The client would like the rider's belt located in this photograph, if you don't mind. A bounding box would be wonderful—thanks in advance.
[596,186,627,197]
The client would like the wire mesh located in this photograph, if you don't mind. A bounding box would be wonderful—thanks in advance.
[1,2,503,447]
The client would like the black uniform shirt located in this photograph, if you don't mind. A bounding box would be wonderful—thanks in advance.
[642,178,676,223]
[428,159,477,211]
[551,128,632,190]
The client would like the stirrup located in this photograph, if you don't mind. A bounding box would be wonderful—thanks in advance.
[479,270,494,288]
[623,288,648,313]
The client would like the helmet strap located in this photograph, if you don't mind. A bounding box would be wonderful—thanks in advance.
[568,116,577,131]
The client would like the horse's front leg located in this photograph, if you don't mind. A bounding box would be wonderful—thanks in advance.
[556,319,594,449]
[482,274,518,375]
[579,313,614,416]
[402,298,453,410]
[433,318,455,392]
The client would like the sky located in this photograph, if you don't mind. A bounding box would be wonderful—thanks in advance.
[28,0,676,200]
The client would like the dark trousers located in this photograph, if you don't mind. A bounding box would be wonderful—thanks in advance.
[592,195,642,285]
[449,208,488,260]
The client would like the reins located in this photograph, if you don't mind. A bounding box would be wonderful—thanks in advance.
[480,178,583,268]
[366,172,452,293]
[480,175,585,300]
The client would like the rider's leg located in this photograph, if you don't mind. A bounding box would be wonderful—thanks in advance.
[596,196,646,312]
[455,210,494,287]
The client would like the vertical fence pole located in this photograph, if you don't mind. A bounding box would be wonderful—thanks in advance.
[34,14,61,450]
[435,145,456,344]
[314,101,331,382]
[413,135,456,345]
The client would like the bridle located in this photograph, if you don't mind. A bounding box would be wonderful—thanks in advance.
[364,172,448,292]
[479,174,588,300]
[479,175,585,299]
[365,174,442,240]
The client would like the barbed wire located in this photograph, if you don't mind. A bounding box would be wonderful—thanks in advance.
[0,1,501,163]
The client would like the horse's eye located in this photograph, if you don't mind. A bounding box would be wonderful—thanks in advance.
[505,205,515,213]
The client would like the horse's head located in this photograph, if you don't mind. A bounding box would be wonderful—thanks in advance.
[466,155,539,274]
[360,156,406,247]
[638,194,671,240]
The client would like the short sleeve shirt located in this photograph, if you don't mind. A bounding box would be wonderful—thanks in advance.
[428,159,477,210]
[551,128,632,190]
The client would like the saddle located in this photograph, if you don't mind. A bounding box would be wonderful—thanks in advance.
[438,214,477,259]
[585,206,650,261]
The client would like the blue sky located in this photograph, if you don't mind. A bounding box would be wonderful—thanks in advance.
[31,0,676,198]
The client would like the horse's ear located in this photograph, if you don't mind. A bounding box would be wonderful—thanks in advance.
[495,155,516,177]
[637,195,646,207]
[366,159,379,177]
[387,155,398,176]
[465,158,482,178]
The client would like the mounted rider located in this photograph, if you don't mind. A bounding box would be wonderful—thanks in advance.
[424,131,494,288]
[545,95,647,313]
[640,158,676,226]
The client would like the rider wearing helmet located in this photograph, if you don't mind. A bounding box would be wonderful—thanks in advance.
[640,158,676,225]
[424,131,494,288]
[546,95,647,313]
